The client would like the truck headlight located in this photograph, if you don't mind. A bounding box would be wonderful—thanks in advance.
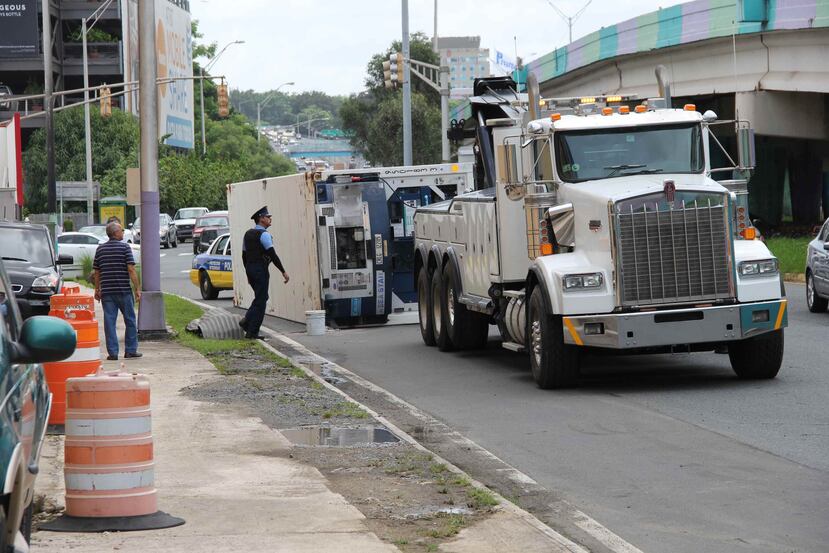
[32,273,59,292]
[739,259,778,277]
[563,272,603,291]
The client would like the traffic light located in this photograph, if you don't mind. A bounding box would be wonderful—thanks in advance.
[383,59,393,88]
[217,83,229,117]
[99,85,112,118]
[395,52,404,84]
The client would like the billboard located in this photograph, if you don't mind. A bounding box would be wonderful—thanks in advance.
[123,0,194,149]
[0,0,39,58]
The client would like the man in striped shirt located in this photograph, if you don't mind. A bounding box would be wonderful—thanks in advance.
[93,222,142,360]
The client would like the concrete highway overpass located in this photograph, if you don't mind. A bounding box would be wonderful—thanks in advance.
[527,0,829,226]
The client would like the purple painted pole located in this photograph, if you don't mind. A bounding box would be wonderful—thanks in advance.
[137,0,166,336]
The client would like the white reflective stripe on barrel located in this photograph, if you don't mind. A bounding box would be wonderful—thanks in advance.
[65,469,154,491]
[64,345,102,363]
[66,416,152,437]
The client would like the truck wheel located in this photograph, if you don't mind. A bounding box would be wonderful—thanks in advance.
[728,329,784,379]
[806,272,828,313]
[431,264,453,351]
[418,267,436,346]
[442,262,489,349]
[200,271,219,300]
[19,502,32,544]
[528,287,580,389]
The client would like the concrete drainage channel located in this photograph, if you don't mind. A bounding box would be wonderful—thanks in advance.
[258,329,645,553]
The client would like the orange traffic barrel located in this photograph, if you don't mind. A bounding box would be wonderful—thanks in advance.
[64,370,157,518]
[50,287,94,319]
[61,283,80,294]
[44,310,101,426]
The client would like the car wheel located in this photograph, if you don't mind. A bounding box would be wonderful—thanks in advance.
[806,272,828,313]
[200,271,219,300]
[163,237,170,249]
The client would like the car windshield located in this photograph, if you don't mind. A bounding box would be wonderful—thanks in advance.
[79,225,107,239]
[0,228,55,267]
[176,209,204,219]
[197,216,228,227]
[554,123,704,183]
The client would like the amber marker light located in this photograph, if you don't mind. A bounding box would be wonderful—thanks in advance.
[684,104,697,111]
[550,113,561,121]
[634,105,647,113]
[540,243,554,256]
[602,107,613,116]
[619,106,630,114]
[741,227,757,240]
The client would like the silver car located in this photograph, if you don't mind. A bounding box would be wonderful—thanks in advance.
[806,218,829,312]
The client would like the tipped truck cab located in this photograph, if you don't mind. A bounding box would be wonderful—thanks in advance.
[413,70,786,389]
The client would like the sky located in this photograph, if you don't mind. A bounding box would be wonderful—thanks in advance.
[192,0,672,96]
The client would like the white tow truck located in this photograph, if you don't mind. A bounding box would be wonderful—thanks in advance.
[414,69,787,389]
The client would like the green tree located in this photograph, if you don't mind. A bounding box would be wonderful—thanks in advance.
[340,32,442,167]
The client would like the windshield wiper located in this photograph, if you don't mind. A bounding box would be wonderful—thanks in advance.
[604,164,645,177]
[620,168,664,176]
[1,256,28,262]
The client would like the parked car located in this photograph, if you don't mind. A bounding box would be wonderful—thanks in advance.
[190,232,233,299]
[172,207,209,243]
[78,224,134,244]
[56,232,104,278]
[806,217,829,312]
[132,214,177,249]
[0,257,75,551]
[0,221,72,318]
[192,211,229,255]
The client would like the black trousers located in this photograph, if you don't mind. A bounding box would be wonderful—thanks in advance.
[243,263,269,336]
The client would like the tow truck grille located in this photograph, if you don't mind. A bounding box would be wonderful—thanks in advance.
[616,201,732,306]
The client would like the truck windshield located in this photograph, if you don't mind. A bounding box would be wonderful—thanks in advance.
[554,123,703,183]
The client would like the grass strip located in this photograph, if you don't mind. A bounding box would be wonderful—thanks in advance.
[163,293,292,371]
[766,237,810,275]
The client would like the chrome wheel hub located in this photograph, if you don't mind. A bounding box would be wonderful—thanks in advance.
[531,318,543,367]
[447,289,455,326]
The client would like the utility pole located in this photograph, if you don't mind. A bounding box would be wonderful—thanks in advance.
[433,0,438,51]
[401,0,412,165]
[41,0,55,214]
[440,66,449,162]
[137,0,166,336]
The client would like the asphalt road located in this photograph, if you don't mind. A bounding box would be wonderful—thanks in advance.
[160,251,829,553]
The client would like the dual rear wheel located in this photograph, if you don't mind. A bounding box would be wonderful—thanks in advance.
[418,263,488,352]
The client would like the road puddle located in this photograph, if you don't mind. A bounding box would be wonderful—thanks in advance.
[281,425,400,446]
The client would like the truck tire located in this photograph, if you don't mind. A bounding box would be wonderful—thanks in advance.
[442,262,489,349]
[806,272,828,313]
[418,267,436,346]
[728,329,784,379]
[528,287,580,389]
[19,502,32,545]
[431,264,453,351]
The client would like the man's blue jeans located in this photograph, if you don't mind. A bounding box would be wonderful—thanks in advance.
[102,292,138,356]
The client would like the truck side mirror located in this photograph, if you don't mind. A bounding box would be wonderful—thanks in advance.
[737,125,756,171]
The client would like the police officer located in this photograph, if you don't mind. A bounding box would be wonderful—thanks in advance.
[239,206,289,339]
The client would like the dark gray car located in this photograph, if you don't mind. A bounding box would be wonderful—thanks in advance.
[0,221,73,318]
[806,218,829,312]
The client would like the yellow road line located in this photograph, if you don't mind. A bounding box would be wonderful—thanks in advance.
[563,317,584,346]
[774,299,787,330]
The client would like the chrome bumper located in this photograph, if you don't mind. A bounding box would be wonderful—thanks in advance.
[562,300,787,349]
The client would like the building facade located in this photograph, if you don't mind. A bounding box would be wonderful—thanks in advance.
[436,36,490,92]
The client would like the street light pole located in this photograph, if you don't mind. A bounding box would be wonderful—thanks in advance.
[81,0,116,225]
[256,81,294,142]
[401,0,413,165]
[200,40,244,155]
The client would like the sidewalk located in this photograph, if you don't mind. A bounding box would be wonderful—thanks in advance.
[31,297,582,553]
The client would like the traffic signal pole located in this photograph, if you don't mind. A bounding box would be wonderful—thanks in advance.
[137,0,166,337]
[401,0,413,166]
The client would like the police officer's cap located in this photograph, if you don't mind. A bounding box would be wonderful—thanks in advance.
[251,206,271,221]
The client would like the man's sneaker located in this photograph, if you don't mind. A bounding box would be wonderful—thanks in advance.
[106,355,118,361]
[245,334,266,340]
[125,352,143,359]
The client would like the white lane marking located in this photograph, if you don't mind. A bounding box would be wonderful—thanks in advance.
[572,510,646,553]
[159,253,166,258]
[66,468,154,491]
[180,270,190,274]
[66,416,151,437]
[178,253,190,257]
